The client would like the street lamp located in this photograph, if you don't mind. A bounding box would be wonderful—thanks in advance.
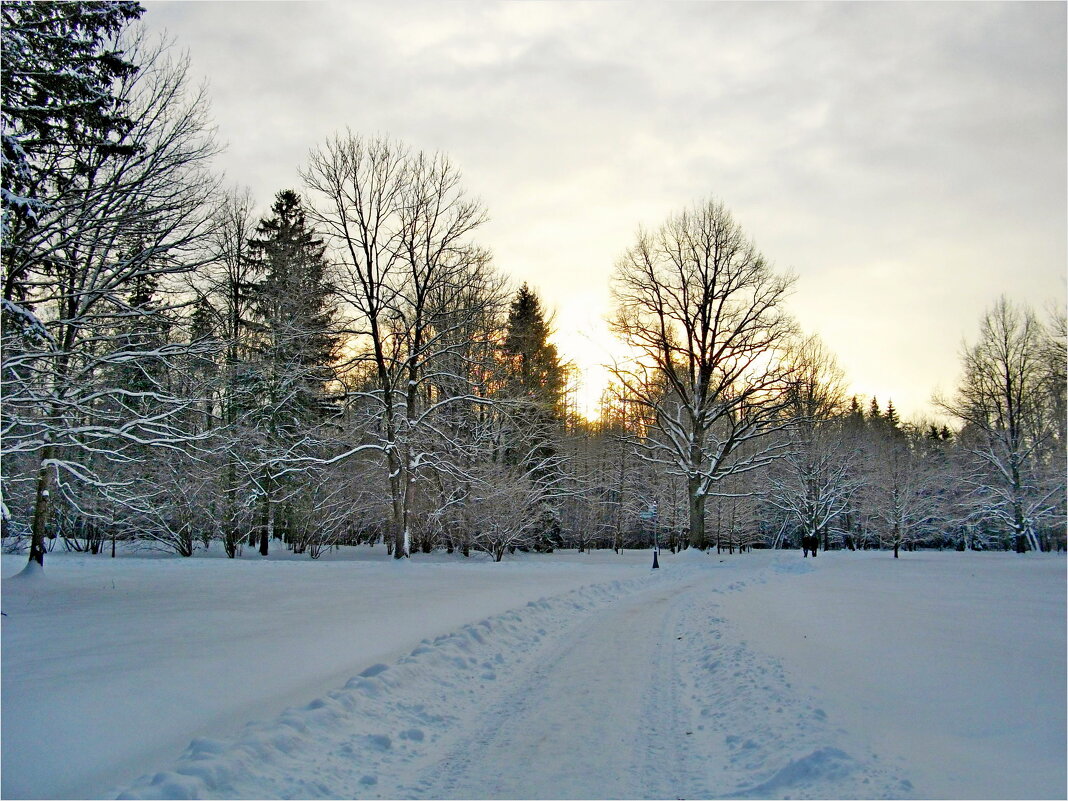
[640,501,659,569]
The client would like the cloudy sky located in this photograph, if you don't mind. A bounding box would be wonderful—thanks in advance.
[144,1,1066,420]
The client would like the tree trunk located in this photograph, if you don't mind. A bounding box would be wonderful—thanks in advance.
[688,476,706,550]
[258,494,270,556]
[28,449,56,567]
[387,448,408,559]
[223,457,240,557]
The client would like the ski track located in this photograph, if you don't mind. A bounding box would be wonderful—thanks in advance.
[114,558,915,800]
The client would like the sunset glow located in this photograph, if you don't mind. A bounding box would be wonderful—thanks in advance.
[143,0,1064,421]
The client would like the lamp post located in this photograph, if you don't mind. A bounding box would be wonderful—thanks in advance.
[641,502,659,569]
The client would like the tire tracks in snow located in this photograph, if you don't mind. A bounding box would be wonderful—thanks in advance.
[114,556,916,800]
[407,582,700,799]
[112,572,670,800]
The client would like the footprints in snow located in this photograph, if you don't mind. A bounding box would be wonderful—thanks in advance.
[674,610,912,799]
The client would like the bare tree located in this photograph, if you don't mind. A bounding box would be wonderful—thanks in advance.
[862,426,942,557]
[709,471,763,553]
[1,33,219,567]
[463,441,571,562]
[938,297,1064,552]
[765,335,860,555]
[302,133,502,559]
[195,187,260,556]
[610,197,796,549]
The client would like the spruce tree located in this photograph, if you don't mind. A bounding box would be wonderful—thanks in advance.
[2,1,143,261]
[500,284,566,549]
[502,283,565,416]
[848,395,865,422]
[248,190,337,424]
[884,399,900,430]
[245,190,338,554]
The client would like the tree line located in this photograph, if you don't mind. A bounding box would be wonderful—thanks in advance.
[2,3,1065,567]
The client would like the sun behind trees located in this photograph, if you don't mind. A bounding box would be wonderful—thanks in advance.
[1,2,1064,565]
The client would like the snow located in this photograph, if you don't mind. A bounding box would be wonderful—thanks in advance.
[2,547,1064,800]
[715,551,1068,799]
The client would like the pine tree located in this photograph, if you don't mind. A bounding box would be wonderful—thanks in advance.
[847,395,865,425]
[884,399,900,431]
[247,190,337,426]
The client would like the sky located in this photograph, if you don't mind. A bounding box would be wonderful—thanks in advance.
[143,0,1067,421]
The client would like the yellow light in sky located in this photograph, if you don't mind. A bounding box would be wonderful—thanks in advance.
[551,300,620,422]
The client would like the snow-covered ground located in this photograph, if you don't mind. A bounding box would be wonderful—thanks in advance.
[1,547,1064,799]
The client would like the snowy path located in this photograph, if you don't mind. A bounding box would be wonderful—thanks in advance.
[413,582,692,799]
[409,571,909,801]
[1,550,654,799]
[115,559,911,800]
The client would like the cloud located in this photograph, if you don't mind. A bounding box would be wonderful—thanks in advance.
[142,0,1066,419]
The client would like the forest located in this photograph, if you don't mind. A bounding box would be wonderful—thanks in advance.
[3,1,1066,568]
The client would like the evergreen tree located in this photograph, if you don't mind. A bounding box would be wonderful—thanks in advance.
[884,399,900,431]
[244,190,338,555]
[847,395,865,425]
[500,284,567,549]
[502,284,566,416]
[247,190,337,425]
[2,1,143,267]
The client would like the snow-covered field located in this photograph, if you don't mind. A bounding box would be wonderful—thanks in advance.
[2,547,1064,800]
